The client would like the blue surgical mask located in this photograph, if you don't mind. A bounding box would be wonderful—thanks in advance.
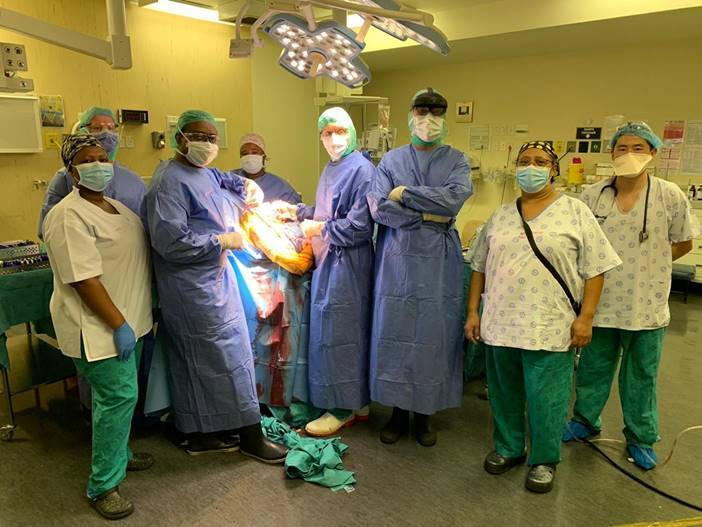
[92,130,120,160]
[516,165,551,193]
[75,161,114,192]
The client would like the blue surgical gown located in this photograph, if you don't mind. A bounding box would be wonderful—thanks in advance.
[298,150,375,410]
[142,159,260,434]
[367,144,472,415]
[234,170,302,204]
[38,163,146,239]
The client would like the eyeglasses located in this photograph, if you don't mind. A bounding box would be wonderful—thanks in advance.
[87,123,117,133]
[517,158,552,168]
[183,132,218,144]
[414,106,446,117]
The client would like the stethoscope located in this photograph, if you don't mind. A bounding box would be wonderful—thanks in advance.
[593,175,650,243]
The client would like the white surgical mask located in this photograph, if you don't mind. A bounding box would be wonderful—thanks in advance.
[182,141,218,168]
[323,133,348,161]
[613,152,653,178]
[412,114,445,143]
[241,154,264,175]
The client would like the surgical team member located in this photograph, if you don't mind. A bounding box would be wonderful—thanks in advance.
[143,110,287,461]
[279,107,374,437]
[235,133,302,204]
[43,135,154,520]
[38,106,146,239]
[466,141,620,493]
[564,122,700,469]
[367,88,471,447]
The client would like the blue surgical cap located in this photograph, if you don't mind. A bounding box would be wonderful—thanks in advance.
[609,121,663,151]
[78,106,116,128]
[177,109,216,131]
[318,107,357,156]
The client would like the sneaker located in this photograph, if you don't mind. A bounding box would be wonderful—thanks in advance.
[186,435,240,456]
[483,451,527,475]
[525,464,556,493]
[305,411,355,437]
[90,487,134,520]
[626,444,657,470]
[562,420,600,442]
[127,452,154,471]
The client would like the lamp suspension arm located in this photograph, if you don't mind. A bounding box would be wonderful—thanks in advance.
[235,0,252,41]
[309,0,433,25]
[0,0,131,69]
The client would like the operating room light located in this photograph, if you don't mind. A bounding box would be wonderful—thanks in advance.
[140,0,220,23]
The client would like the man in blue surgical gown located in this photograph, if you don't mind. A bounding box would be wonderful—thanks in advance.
[142,109,287,461]
[278,107,375,437]
[368,88,472,446]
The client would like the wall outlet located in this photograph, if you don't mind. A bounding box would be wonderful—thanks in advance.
[44,132,62,149]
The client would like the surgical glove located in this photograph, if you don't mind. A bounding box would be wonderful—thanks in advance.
[273,201,298,222]
[301,220,324,238]
[218,231,244,250]
[388,186,407,202]
[244,178,264,207]
[113,322,136,362]
[422,213,452,223]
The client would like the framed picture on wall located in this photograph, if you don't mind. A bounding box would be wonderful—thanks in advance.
[455,101,474,123]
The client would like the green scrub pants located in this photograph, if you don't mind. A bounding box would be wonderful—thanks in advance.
[486,345,575,466]
[572,327,665,449]
[73,340,143,498]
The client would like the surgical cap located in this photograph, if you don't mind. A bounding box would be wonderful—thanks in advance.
[608,121,663,151]
[318,107,357,154]
[518,140,560,177]
[78,106,116,128]
[177,109,216,131]
[240,133,266,152]
[411,88,448,111]
[61,134,104,168]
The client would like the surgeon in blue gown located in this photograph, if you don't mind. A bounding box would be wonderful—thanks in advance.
[368,88,472,447]
[234,133,302,204]
[38,106,146,239]
[142,109,287,461]
[278,107,375,437]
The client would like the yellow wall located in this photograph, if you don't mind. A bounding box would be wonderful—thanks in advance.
[250,34,318,203]
[0,0,253,240]
[365,37,702,233]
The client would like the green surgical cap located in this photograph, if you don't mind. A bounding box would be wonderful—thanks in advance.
[609,121,663,151]
[318,107,357,157]
[177,109,216,131]
[78,106,116,128]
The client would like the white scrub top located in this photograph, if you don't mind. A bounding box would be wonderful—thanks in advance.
[43,188,153,361]
[471,195,621,352]
[581,176,701,330]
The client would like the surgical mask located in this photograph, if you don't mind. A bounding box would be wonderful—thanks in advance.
[516,165,551,193]
[93,130,119,158]
[323,133,348,161]
[75,161,114,192]
[412,114,445,143]
[241,154,264,175]
[181,140,219,168]
[613,152,653,178]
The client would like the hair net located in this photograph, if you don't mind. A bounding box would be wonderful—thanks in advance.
[78,106,116,128]
[318,107,357,156]
[517,140,561,177]
[608,121,663,151]
[240,133,266,152]
[61,134,104,168]
[177,109,216,131]
[411,87,448,111]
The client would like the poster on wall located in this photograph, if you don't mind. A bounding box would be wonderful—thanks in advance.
[468,125,490,151]
[455,101,474,123]
[39,95,65,127]
[663,120,686,144]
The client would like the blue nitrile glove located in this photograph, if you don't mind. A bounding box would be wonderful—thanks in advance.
[113,321,136,361]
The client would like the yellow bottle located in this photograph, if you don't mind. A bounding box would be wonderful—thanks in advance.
[568,157,585,185]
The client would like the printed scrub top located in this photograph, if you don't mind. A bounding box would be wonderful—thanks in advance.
[581,176,701,330]
[471,195,621,352]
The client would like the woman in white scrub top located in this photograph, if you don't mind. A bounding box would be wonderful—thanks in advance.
[43,135,153,521]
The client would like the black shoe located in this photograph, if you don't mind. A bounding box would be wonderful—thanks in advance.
[525,464,556,493]
[413,413,437,447]
[185,434,240,456]
[238,423,288,464]
[380,407,409,444]
[483,451,527,475]
[127,452,154,471]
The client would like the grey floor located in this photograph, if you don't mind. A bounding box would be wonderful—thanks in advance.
[1,295,702,527]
